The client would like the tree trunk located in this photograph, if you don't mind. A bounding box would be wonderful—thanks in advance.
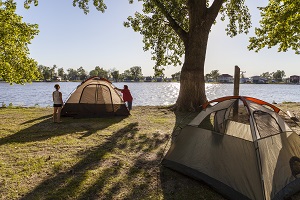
[176,38,209,111]
[175,2,212,111]
[167,0,223,111]
[176,68,207,112]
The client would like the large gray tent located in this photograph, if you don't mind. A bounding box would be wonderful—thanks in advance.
[61,77,130,117]
[162,96,300,200]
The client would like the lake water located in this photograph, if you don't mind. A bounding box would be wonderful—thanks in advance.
[1,82,300,107]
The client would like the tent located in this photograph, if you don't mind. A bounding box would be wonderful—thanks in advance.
[61,77,130,117]
[162,96,300,200]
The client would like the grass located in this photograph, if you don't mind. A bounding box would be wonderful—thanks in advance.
[0,106,215,200]
[0,105,299,200]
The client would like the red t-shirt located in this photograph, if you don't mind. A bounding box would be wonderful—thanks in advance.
[121,89,133,102]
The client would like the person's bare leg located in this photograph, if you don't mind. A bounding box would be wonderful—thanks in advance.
[53,107,58,122]
[57,107,62,123]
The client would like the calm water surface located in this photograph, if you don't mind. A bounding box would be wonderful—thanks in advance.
[1,82,300,107]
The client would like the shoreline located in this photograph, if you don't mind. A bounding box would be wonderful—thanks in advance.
[1,101,300,108]
[1,80,299,84]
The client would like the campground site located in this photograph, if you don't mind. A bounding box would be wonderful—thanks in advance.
[0,102,300,199]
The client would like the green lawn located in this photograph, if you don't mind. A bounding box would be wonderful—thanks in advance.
[0,107,225,200]
[0,105,299,200]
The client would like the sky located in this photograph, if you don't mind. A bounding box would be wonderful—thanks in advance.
[16,0,299,78]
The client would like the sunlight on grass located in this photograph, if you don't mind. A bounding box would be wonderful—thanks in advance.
[147,115,169,124]
[1,106,298,199]
[52,161,64,173]
[17,157,45,173]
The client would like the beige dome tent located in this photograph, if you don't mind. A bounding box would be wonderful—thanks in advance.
[163,96,300,200]
[61,77,130,117]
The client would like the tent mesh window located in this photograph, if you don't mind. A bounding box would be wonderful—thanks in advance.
[198,112,217,131]
[253,110,282,138]
[199,100,252,140]
[227,102,250,125]
[214,109,228,133]
[198,110,235,134]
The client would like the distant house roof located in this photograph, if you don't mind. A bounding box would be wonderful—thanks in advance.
[219,74,233,77]
[218,74,233,83]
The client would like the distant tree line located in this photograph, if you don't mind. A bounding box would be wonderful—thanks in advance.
[37,65,146,82]
[37,65,185,82]
[204,69,287,82]
[260,70,286,82]
[36,63,193,82]
[15,60,289,83]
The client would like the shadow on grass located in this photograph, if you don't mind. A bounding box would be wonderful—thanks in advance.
[0,115,126,146]
[20,114,53,125]
[159,166,227,200]
[20,122,169,199]
[20,122,139,199]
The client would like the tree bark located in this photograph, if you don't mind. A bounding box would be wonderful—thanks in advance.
[175,1,213,111]
[176,34,209,111]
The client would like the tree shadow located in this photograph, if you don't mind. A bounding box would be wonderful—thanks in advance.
[5,108,229,199]
[20,122,139,199]
[77,130,168,200]
[20,114,53,125]
[0,115,126,146]
[159,166,227,200]
[20,122,170,199]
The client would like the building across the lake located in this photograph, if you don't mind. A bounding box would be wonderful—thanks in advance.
[217,74,233,83]
[290,75,300,84]
[240,77,251,83]
[251,76,268,84]
[144,76,153,82]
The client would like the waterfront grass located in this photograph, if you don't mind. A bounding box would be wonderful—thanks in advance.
[0,105,299,199]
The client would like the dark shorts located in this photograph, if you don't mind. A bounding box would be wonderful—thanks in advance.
[53,104,62,107]
[126,101,132,110]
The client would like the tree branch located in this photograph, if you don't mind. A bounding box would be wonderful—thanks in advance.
[152,0,188,43]
[207,0,224,23]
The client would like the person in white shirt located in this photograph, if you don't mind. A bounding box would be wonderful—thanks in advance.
[52,84,63,123]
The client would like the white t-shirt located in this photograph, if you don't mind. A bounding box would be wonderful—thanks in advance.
[53,91,62,104]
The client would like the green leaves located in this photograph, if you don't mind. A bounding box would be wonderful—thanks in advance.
[72,0,107,14]
[0,1,40,84]
[220,0,252,37]
[125,0,187,71]
[124,0,252,73]
[248,0,300,54]
[24,0,38,9]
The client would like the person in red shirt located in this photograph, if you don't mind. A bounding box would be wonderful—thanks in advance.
[115,85,133,110]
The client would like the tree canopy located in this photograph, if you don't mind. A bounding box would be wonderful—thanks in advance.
[129,66,143,81]
[207,70,220,82]
[0,0,40,84]
[248,0,300,54]
[272,70,286,82]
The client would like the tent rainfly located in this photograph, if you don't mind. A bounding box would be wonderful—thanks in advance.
[61,77,130,117]
[162,96,300,200]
